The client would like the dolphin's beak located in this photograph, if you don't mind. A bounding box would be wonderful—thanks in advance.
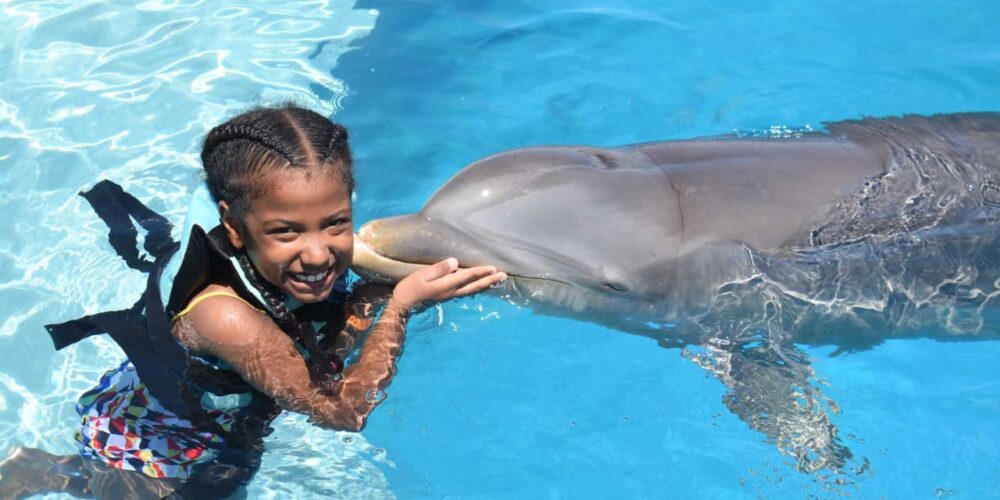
[353,215,464,284]
[352,226,425,284]
[353,214,501,284]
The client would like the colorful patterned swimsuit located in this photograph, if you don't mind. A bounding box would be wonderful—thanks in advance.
[75,292,262,480]
[75,359,236,479]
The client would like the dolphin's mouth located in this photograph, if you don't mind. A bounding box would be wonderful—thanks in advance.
[351,236,426,284]
[352,230,568,289]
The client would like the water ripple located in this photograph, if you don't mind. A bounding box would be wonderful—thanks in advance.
[0,1,386,497]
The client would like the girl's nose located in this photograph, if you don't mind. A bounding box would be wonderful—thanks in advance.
[300,235,332,268]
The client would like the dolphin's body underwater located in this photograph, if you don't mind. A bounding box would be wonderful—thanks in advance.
[352,113,1000,472]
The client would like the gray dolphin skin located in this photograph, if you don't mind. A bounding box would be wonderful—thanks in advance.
[352,113,1000,473]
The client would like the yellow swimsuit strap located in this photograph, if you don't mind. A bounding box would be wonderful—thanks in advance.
[173,290,263,320]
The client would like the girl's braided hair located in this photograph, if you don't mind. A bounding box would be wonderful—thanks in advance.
[201,104,354,388]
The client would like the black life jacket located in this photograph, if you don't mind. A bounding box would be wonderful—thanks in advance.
[44,180,348,496]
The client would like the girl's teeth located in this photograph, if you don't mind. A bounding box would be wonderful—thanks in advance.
[295,271,327,282]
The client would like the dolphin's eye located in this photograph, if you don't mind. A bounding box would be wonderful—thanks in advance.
[604,282,629,293]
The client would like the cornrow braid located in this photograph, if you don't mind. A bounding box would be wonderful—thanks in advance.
[237,252,344,389]
[322,124,348,162]
[202,122,296,165]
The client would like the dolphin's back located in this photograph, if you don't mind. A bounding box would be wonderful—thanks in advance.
[808,113,1000,246]
[824,112,1000,152]
[629,113,1000,252]
[632,137,886,253]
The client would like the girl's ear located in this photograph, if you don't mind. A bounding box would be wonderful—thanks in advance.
[218,201,244,250]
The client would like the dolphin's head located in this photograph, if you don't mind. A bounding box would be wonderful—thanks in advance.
[354,147,700,319]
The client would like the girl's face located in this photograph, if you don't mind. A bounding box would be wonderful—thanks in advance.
[223,169,354,303]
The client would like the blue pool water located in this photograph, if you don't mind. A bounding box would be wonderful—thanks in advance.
[1,0,999,498]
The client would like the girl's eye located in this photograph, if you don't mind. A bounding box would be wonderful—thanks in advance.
[326,218,350,229]
[268,227,297,235]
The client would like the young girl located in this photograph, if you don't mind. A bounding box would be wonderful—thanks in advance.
[0,104,506,498]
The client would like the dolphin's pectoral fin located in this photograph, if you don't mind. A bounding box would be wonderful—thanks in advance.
[680,275,863,473]
[683,334,854,473]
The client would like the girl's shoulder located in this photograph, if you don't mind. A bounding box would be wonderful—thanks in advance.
[172,284,274,352]
[174,284,265,318]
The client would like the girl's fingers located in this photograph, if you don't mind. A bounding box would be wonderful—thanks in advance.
[454,272,507,296]
[430,265,498,290]
[420,258,459,282]
[406,259,505,301]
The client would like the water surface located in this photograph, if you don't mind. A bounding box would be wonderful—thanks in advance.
[1,0,999,498]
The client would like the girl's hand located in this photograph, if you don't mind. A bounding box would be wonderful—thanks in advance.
[391,258,506,309]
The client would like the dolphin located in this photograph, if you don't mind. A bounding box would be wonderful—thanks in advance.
[352,113,1000,472]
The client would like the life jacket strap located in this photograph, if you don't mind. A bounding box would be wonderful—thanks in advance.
[78,180,176,271]
[45,306,138,351]
[45,180,196,416]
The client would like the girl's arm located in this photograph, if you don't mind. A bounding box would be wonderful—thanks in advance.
[322,282,392,364]
[178,258,505,431]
